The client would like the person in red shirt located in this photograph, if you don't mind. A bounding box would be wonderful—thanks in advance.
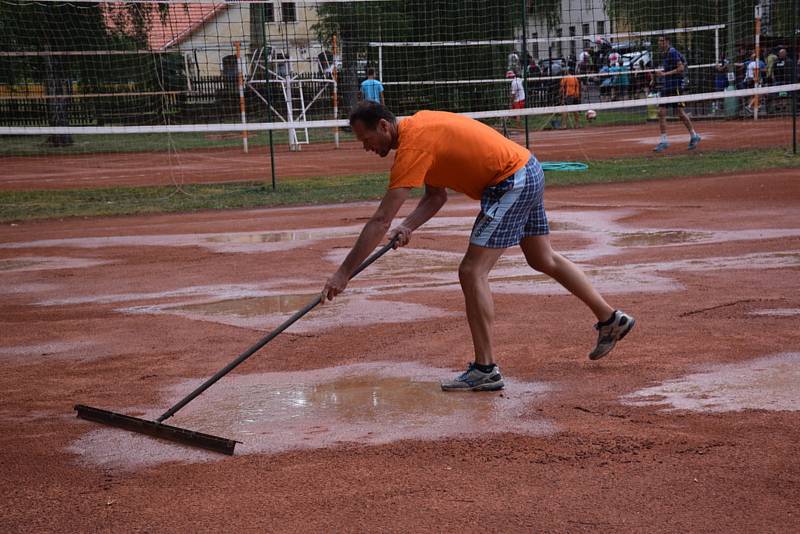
[323,102,635,391]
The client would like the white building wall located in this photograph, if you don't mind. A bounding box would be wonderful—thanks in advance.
[526,0,611,61]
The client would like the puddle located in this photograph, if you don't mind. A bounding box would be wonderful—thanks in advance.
[0,341,96,362]
[612,231,712,247]
[0,259,38,271]
[123,292,457,333]
[0,256,110,272]
[205,231,315,244]
[750,308,800,317]
[622,353,800,413]
[175,293,320,317]
[68,362,554,468]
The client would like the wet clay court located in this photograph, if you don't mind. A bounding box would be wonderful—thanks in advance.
[1,169,799,531]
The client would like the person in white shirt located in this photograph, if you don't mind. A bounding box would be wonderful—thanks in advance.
[507,70,525,127]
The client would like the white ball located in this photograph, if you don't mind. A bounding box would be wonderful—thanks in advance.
[586,109,597,121]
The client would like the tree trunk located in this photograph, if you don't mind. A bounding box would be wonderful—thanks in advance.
[45,54,73,147]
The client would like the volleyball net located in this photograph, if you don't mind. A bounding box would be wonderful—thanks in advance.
[0,0,797,185]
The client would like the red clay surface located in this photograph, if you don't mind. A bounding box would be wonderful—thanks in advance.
[1,117,795,191]
[1,169,799,532]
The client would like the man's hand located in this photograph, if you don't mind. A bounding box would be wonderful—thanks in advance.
[322,269,348,302]
[388,224,412,248]
[655,70,665,78]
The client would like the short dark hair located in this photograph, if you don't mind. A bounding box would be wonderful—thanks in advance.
[349,101,396,129]
[367,67,375,76]
[658,34,671,43]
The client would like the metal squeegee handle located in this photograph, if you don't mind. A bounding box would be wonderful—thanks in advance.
[157,237,398,423]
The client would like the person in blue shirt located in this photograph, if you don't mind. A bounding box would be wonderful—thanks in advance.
[653,35,700,152]
[360,68,384,104]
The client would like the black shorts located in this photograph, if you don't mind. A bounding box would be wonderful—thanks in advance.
[564,95,580,105]
[659,87,685,109]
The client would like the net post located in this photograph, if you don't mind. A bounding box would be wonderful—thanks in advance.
[235,41,249,153]
[521,0,530,149]
[332,33,340,149]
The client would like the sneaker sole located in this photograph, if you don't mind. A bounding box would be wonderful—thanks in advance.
[441,380,505,392]
[589,318,636,361]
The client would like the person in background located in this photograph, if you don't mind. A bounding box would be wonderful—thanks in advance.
[744,52,766,113]
[508,70,526,127]
[559,67,581,128]
[360,68,385,104]
[711,53,730,114]
[653,34,701,152]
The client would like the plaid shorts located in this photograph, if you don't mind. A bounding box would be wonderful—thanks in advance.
[469,155,548,249]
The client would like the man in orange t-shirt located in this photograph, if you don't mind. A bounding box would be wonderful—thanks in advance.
[323,102,635,391]
[559,68,581,128]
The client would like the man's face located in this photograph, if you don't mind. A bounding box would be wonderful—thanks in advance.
[658,37,668,52]
[779,49,787,59]
[352,119,393,157]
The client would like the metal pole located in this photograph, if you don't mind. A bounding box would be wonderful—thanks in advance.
[262,44,277,190]
[235,41,249,153]
[754,4,762,121]
[332,34,340,149]
[521,0,530,149]
[793,0,798,154]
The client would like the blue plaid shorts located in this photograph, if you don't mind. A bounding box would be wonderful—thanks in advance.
[469,155,548,249]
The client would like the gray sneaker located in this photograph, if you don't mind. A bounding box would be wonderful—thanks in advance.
[688,134,701,150]
[589,310,636,360]
[653,141,669,153]
[441,363,504,392]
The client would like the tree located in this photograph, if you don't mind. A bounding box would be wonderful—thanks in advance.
[0,1,159,145]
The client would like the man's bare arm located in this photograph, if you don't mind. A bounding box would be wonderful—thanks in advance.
[322,187,409,300]
[389,184,448,246]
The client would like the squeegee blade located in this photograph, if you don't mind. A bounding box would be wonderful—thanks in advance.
[74,404,238,455]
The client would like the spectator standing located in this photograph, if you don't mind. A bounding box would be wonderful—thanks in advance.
[765,48,779,84]
[744,52,766,113]
[559,67,581,129]
[773,48,789,85]
[508,70,526,127]
[653,35,701,152]
[712,54,730,114]
[577,47,593,76]
[360,68,385,104]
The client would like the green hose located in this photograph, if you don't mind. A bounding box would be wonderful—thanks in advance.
[540,162,588,171]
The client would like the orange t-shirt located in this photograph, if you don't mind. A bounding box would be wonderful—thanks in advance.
[560,75,580,98]
[389,111,530,200]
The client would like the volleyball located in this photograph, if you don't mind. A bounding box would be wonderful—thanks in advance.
[586,109,597,121]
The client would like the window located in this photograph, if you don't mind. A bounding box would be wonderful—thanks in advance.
[281,2,296,23]
[569,26,576,58]
[596,21,605,36]
[531,32,539,58]
[265,3,275,23]
[556,28,563,57]
[582,23,590,36]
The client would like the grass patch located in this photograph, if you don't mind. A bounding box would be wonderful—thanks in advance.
[0,174,392,222]
[1,148,797,223]
[543,148,800,186]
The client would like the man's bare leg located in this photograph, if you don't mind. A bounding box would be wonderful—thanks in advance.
[458,244,506,365]
[520,235,613,320]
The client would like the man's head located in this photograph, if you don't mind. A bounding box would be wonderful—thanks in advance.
[779,48,787,59]
[658,35,671,52]
[506,70,516,79]
[349,101,397,158]
[367,67,375,78]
